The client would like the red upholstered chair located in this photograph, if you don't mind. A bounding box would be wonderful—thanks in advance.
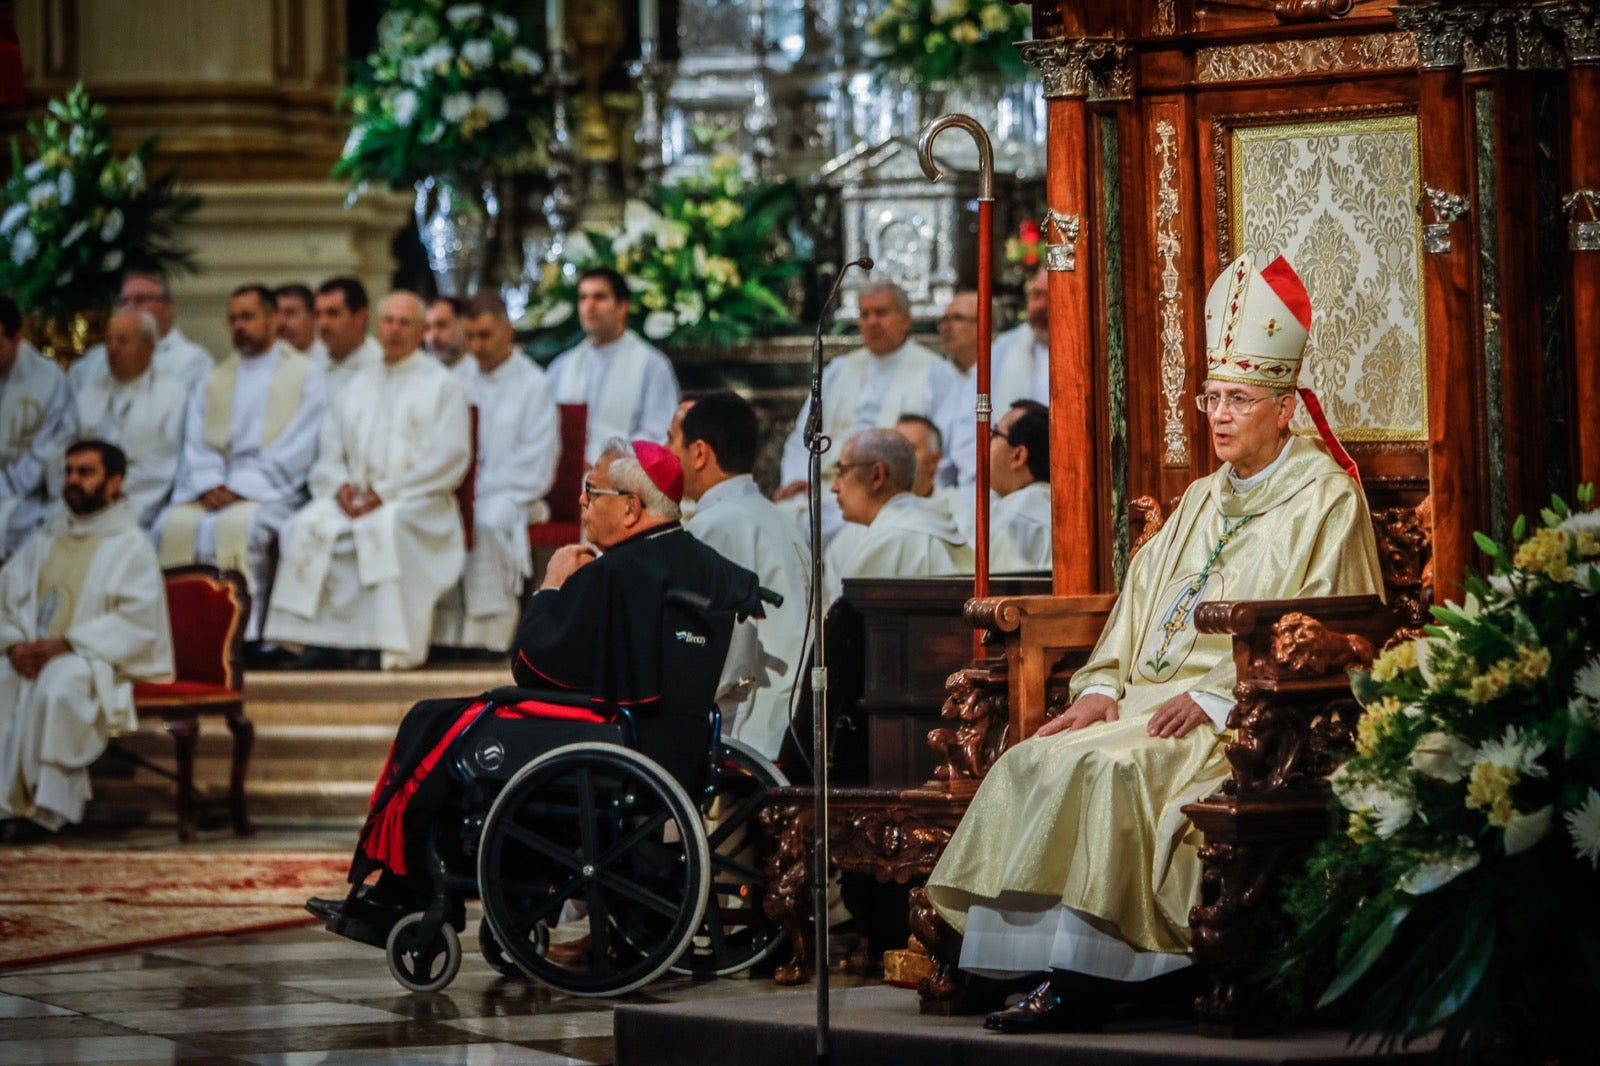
[128,565,255,842]
[527,402,587,551]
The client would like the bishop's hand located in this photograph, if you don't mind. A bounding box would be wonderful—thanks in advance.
[541,544,596,591]
[1146,694,1210,739]
[1036,692,1118,737]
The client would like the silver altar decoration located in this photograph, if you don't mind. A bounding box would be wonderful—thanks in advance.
[1565,189,1600,252]
[414,176,500,298]
[1419,185,1471,255]
[630,31,672,189]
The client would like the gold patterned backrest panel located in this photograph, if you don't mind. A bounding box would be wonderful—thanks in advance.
[1229,115,1427,444]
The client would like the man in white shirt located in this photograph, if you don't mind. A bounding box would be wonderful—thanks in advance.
[0,296,77,562]
[945,269,1051,490]
[69,272,214,395]
[989,400,1052,573]
[0,440,172,838]
[156,284,326,641]
[274,283,327,360]
[72,310,189,528]
[546,267,679,463]
[432,293,559,655]
[668,391,808,759]
[265,291,471,670]
[823,428,974,604]
[776,281,960,549]
[313,277,382,402]
[425,296,467,368]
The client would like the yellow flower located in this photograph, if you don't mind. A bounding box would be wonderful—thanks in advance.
[1576,532,1600,558]
[1370,640,1418,683]
[1347,809,1375,844]
[899,23,915,43]
[1466,761,1518,826]
[1465,667,1510,704]
[1513,644,1551,683]
[705,198,745,228]
[1355,696,1402,757]
[949,20,983,45]
[980,4,1012,33]
[1514,528,1575,582]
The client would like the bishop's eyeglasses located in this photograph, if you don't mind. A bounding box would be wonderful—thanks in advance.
[581,478,634,500]
[1194,392,1279,415]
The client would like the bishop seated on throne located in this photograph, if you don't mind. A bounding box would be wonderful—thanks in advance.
[923,252,1385,1033]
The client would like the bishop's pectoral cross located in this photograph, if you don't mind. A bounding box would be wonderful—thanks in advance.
[1141,513,1255,677]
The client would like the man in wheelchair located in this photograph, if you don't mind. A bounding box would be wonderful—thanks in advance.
[306,439,772,988]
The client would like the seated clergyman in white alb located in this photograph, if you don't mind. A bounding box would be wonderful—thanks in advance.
[311,276,382,403]
[942,269,1051,489]
[545,267,679,463]
[0,440,173,835]
[923,254,1383,1034]
[156,285,325,641]
[72,310,190,528]
[822,428,974,605]
[265,291,471,671]
[667,391,808,759]
[70,272,214,395]
[274,283,327,361]
[776,281,962,548]
[432,293,558,654]
[0,296,78,563]
[988,400,1052,574]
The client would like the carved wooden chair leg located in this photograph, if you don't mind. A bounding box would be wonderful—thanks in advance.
[162,713,201,843]
[909,886,1002,1015]
[222,705,256,837]
[757,804,816,985]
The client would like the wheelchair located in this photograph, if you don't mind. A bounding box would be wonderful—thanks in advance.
[374,588,790,997]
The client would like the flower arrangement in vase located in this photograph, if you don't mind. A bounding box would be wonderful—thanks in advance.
[865,0,1034,85]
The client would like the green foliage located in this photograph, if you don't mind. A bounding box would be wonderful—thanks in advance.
[0,84,198,319]
[1276,488,1600,1062]
[530,155,802,348]
[334,0,548,190]
[865,0,1034,84]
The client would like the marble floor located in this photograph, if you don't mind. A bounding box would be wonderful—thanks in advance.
[0,827,871,1066]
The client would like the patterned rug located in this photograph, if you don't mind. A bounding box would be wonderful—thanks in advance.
[0,846,351,968]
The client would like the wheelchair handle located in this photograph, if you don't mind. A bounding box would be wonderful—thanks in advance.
[758,586,783,609]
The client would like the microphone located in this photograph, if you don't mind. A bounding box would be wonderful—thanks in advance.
[805,257,874,446]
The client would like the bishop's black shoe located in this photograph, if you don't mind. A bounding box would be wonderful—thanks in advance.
[982,975,1108,1034]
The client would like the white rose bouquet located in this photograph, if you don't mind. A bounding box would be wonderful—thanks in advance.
[335,0,547,190]
[0,84,197,321]
[532,154,800,348]
[1279,485,1600,1062]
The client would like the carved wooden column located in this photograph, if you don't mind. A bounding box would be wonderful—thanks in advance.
[1394,4,1488,597]
[1545,3,1600,489]
[1017,35,1128,596]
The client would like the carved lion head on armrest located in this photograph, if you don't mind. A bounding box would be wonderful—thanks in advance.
[1259,612,1376,679]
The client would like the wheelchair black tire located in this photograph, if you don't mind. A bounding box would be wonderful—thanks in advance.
[478,917,522,979]
[476,741,711,997]
[670,738,789,977]
[385,913,462,993]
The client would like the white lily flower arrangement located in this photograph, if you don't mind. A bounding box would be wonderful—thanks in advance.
[1278,485,1600,1061]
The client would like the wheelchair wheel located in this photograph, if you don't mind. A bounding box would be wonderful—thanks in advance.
[479,917,522,978]
[670,738,788,977]
[477,742,710,997]
[386,913,462,993]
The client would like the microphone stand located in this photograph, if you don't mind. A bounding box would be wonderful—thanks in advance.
[805,255,870,1066]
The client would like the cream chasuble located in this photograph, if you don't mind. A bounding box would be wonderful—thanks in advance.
[547,330,679,462]
[925,437,1382,980]
[265,350,470,669]
[0,342,78,560]
[433,352,559,650]
[686,475,810,759]
[73,364,189,528]
[0,500,172,829]
[156,345,323,636]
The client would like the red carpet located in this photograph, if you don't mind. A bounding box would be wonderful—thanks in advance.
[0,846,350,968]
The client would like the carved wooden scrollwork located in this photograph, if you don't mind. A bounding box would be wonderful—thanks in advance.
[1130,495,1168,556]
[908,887,970,1014]
[756,800,815,985]
[930,666,1008,783]
[1189,839,1299,1030]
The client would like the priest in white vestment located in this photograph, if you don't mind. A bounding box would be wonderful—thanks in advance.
[823,429,974,605]
[155,285,325,639]
[0,299,78,562]
[943,269,1051,490]
[0,440,172,833]
[545,267,679,463]
[72,311,189,528]
[777,281,960,549]
[924,254,1383,1033]
[274,283,328,361]
[313,277,382,402]
[432,294,558,653]
[988,400,1052,574]
[266,291,472,670]
[668,392,808,759]
[69,272,214,396]
[425,296,467,368]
